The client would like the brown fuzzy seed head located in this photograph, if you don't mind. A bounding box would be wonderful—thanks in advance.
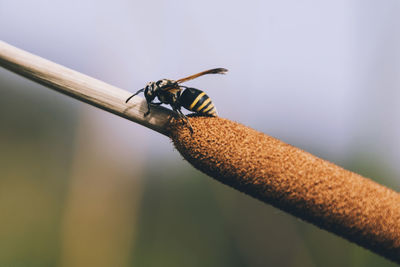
[169,116,400,263]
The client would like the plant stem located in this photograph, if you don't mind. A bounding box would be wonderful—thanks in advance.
[0,40,174,136]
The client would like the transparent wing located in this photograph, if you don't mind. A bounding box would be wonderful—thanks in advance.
[176,68,228,84]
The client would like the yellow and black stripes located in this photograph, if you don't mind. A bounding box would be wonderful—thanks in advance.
[189,92,206,110]
[179,88,217,116]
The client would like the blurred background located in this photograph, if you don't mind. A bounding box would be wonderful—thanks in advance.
[0,0,399,266]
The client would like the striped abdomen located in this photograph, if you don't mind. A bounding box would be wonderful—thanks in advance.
[179,88,217,116]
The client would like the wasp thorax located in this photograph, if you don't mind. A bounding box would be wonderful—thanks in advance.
[155,79,176,89]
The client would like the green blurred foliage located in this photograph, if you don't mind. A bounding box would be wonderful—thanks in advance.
[0,71,77,266]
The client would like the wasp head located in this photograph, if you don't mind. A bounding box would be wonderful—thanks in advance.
[143,81,156,102]
[145,79,177,100]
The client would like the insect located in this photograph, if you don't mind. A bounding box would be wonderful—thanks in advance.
[125,68,228,132]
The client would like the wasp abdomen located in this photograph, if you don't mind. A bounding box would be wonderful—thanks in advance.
[179,88,217,116]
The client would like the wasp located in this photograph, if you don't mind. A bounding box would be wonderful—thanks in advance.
[125,68,227,132]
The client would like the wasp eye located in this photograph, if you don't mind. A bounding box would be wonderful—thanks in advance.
[144,84,154,96]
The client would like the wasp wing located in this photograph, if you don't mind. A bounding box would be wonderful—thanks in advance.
[160,85,183,94]
[176,68,228,84]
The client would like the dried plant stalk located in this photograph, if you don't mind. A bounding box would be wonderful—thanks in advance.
[0,40,174,136]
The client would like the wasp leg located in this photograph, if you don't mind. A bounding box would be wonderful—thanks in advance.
[144,102,163,117]
[144,103,151,117]
[174,108,193,133]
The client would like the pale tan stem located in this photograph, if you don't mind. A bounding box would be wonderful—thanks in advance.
[0,40,174,136]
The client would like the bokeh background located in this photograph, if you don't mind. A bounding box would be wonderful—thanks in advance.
[1,0,399,266]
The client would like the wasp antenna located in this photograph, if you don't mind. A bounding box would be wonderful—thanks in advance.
[125,88,144,103]
[125,95,135,103]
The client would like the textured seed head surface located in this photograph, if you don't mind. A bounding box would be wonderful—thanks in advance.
[169,116,400,262]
